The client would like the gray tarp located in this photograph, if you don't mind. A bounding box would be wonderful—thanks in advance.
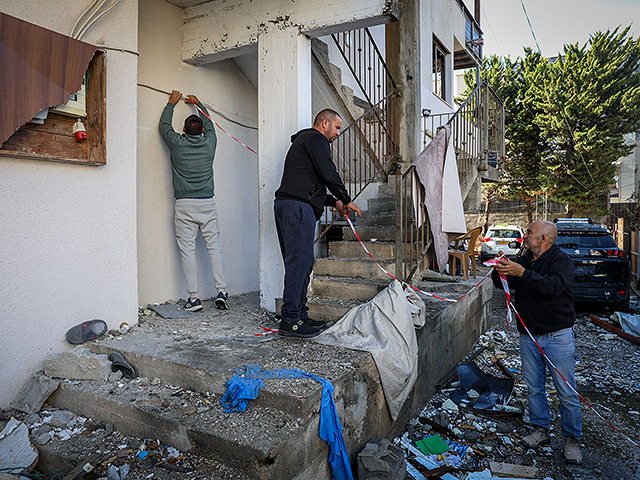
[314,280,425,420]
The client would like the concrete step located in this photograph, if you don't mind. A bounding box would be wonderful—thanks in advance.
[328,240,395,259]
[377,180,396,198]
[342,225,395,242]
[86,331,318,418]
[367,197,396,211]
[314,257,395,280]
[43,295,392,480]
[356,210,395,226]
[306,295,366,323]
[47,379,331,479]
[275,295,364,323]
[311,276,390,301]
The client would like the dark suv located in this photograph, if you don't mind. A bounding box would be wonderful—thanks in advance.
[553,218,630,312]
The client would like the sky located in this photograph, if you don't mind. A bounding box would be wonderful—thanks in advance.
[477,0,640,60]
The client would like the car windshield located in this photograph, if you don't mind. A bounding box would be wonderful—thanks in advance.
[488,229,521,239]
[556,233,617,249]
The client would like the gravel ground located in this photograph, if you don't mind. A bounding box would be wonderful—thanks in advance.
[401,288,640,480]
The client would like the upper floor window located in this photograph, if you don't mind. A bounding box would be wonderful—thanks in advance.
[433,37,449,101]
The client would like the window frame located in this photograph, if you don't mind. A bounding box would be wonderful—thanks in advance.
[432,36,449,101]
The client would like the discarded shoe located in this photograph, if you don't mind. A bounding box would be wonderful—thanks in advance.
[278,320,321,338]
[302,317,326,329]
[184,298,203,312]
[521,426,550,448]
[215,292,229,310]
[564,436,583,464]
[65,319,108,344]
[109,352,137,379]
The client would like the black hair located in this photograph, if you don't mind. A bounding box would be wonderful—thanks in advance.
[184,114,203,135]
[313,109,340,127]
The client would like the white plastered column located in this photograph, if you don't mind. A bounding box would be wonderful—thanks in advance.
[258,26,312,311]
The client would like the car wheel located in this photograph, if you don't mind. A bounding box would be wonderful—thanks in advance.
[612,297,630,313]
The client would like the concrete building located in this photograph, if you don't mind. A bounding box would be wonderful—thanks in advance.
[0,0,489,407]
[610,131,640,205]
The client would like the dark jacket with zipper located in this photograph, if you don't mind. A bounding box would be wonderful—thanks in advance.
[492,244,575,335]
[275,128,351,220]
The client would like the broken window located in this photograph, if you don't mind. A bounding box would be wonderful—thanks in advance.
[0,12,105,166]
[432,36,448,101]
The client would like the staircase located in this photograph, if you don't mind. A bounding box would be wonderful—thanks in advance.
[306,180,398,323]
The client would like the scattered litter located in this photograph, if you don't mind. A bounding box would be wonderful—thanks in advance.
[449,360,514,410]
[613,311,640,337]
[415,434,449,455]
[489,461,537,478]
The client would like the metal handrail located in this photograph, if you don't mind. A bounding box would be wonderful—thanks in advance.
[398,82,505,283]
[315,92,399,243]
[331,28,396,108]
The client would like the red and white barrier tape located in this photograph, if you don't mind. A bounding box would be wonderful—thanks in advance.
[345,215,492,303]
[187,99,257,155]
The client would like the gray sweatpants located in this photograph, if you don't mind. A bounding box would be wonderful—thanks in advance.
[174,197,227,298]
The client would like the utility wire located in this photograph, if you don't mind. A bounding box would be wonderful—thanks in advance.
[481,5,504,56]
[519,0,540,51]
[138,83,258,130]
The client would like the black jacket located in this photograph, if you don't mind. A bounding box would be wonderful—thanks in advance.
[275,128,351,219]
[492,244,575,335]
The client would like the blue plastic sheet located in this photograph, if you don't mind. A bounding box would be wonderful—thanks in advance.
[221,364,353,480]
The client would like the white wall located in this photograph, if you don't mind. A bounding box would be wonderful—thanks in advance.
[137,0,259,305]
[0,1,139,407]
[420,0,468,115]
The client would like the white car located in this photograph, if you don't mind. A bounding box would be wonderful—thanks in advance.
[480,224,524,261]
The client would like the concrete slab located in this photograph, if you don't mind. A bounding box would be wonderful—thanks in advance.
[43,347,112,381]
[9,374,60,414]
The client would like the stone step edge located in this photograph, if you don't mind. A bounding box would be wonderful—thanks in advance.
[47,379,327,476]
[87,343,323,419]
[312,275,392,287]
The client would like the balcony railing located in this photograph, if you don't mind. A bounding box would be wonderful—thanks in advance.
[397,82,505,283]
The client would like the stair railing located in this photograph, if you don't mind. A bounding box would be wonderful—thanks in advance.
[314,27,399,244]
[331,28,396,108]
[397,82,505,283]
[315,92,399,243]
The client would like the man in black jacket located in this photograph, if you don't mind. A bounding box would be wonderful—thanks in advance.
[493,220,582,464]
[274,109,361,338]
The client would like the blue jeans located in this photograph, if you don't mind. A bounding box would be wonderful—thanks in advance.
[274,199,316,323]
[520,328,582,438]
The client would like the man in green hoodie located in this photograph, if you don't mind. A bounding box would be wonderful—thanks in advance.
[159,89,229,312]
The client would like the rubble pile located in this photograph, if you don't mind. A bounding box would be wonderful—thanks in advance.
[397,293,640,479]
[1,405,250,480]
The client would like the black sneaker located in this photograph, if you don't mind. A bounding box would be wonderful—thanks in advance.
[302,317,326,329]
[278,320,321,338]
[215,292,229,310]
[184,298,203,312]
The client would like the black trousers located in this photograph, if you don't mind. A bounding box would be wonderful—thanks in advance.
[274,198,316,323]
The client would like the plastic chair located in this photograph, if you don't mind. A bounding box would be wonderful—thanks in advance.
[448,226,483,280]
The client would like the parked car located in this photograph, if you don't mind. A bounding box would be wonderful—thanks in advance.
[554,218,630,312]
[480,224,524,261]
